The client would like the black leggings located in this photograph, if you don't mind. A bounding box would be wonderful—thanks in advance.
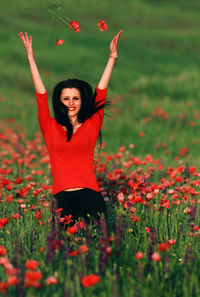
[54,188,107,225]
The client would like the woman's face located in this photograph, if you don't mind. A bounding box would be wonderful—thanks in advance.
[60,88,81,120]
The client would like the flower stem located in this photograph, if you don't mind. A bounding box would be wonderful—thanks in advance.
[55,15,70,26]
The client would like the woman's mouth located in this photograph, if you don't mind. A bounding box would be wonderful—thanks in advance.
[68,108,76,111]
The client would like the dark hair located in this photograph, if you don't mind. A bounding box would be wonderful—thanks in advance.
[52,78,108,146]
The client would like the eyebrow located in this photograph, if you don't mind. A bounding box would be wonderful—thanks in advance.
[61,96,80,98]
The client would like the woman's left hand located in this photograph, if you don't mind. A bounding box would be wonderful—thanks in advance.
[110,30,123,59]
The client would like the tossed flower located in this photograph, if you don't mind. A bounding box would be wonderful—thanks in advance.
[70,21,81,32]
[56,39,64,46]
[98,20,108,31]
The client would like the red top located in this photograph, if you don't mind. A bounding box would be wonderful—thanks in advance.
[36,87,107,195]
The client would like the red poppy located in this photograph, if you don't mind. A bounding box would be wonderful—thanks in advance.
[25,260,40,270]
[157,243,170,252]
[70,21,81,32]
[66,224,78,234]
[98,20,108,31]
[79,245,88,254]
[45,276,58,285]
[7,276,19,286]
[168,239,176,245]
[56,39,64,46]
[64,214,72,224]
[35,210,42,220]
[0,246,6,256]
[134,252,143,260]
[13,177,24,184]
[0,218,9,228]
[152,252,161,261]
[81,274,100,287]
[24,270,42,288]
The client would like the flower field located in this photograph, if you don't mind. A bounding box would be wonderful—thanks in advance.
[1,118,200,297]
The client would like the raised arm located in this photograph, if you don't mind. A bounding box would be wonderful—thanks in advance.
[98,30,123,89]
[19,32,46,94]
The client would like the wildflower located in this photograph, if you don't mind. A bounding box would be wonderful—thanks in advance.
[79,245,88,254]
[70,20,81,32]
[56,39,64,46]
[81,274,100,287]
[25,260,40,270]
[7,276,19,286]
[0,217,9,228]
[135,252,143,260]
[152,252,161,261]
[66,224,78,234]
[45,276,58,285]
[157,243,170,252]
[168,239,176,245]
[98,20,108,31]
[64,214,72,224]
[24,270,42,288]
[35,210,42,220]
[145,227,150,233]
[0,246,7,256]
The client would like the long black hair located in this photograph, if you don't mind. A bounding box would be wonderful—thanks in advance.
[52,78,108,146]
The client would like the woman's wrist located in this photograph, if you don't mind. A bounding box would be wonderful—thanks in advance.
[109,53,118,60]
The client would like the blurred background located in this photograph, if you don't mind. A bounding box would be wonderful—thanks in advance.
[1,0,200,164]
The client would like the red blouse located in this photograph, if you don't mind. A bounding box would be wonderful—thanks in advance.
[36,87,107,195]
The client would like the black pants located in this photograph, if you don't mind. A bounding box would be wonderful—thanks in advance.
[54,188,107,225]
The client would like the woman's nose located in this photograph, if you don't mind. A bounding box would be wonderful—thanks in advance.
[69,99,74,106]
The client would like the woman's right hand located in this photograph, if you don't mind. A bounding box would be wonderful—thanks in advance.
[19,32,33,59]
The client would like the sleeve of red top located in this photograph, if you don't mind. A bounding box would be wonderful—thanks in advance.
[35,91,52,136]
[91,87,107,131]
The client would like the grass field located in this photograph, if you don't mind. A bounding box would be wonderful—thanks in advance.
[1,0,200,296]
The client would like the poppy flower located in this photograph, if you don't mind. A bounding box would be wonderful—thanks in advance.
[81,274,100,287]
[24,270,42,288]
[45,276,58,285]
[168,239,176,245]
[25,260,40,270]
[56,39,64,46]
[134,252,143,260]
[98,20,108,31]
[157,243,170,252]
[0,246,6,256]
[0,218,9,228]
[152,252,161,261]
[70,21,81,32]
[66,224,78,234]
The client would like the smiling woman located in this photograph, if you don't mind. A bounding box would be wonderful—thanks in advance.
[18,30,123,227]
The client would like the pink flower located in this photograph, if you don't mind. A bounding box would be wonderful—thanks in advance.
[168,239,176,245]
[134,252,143,260]
[152,252,161,261]
[45,276,58,285]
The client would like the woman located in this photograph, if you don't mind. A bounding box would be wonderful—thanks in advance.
[19,30,123,226]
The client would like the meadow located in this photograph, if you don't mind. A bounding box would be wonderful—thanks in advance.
[1,0,200,296]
